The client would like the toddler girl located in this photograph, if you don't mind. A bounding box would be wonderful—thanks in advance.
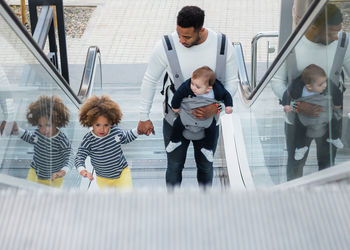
[75,95,139,190]
[19,95,72,188]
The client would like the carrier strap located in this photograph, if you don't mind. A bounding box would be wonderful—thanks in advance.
[216,33,227,82]
[162,32,228,95]
[329,31,349,90]
[162,35,185,88]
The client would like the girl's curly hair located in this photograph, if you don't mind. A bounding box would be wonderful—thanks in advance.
[26,95,70,127]
[79,95,122,127]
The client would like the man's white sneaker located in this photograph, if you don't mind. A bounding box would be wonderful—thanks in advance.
[327,138,344,149]
[201,148,214,162]
[294,146,308,161]
[166,141,181,153]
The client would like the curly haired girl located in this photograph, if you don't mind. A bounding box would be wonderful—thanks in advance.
[75,95,139,189]
[19,95,72,188]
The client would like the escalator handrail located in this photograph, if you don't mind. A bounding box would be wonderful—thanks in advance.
[0,1,82,107]
[274,160,350,189]
[235,0,327,106]
[77,46,102,102]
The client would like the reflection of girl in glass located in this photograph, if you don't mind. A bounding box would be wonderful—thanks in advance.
[19,95,72,188]
[75,95,139,190]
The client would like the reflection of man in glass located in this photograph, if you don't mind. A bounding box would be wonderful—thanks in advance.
[271,4,350,180]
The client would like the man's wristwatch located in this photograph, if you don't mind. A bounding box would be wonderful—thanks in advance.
[215,103,222,114]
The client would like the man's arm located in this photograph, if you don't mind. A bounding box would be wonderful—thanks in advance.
[191,104,219,119]
[342,36,350,77]
[222,37,238,98]
[270,62,288,101]
[138,40,168,135]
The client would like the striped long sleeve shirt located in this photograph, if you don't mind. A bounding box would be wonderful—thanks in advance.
[20,129,73,179]
[75,126,137,179]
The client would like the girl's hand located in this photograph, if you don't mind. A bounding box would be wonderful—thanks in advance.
[51,170,66,181]
[80,170,94,181]
[225,106,233,114]
[172,108,180,113]
[284,105,292,113]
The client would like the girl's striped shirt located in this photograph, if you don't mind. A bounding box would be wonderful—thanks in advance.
[75,126,137,179]
[20,129,73,179]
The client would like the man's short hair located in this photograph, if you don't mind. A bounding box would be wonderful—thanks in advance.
[313,3,343,29]
[192,66,216,86]
[177,6,205,31]
[301,64,327,86]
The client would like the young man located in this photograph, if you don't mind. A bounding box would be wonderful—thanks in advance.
[271,4,350,180]
[137,6,238,188]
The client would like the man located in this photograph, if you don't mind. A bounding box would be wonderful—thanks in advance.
[271,4,350,180]
[137,6,238,188]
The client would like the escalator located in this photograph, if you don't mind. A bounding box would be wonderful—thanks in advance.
[0,0,349,192]
[0,0,228,190]
[1,0,350,248]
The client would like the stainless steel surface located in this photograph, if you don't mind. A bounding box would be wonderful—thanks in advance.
[77,46,101,102]
[251,31,279,88]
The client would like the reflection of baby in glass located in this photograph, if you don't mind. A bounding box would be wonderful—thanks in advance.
[282,64,343,161]
[19,95,72,187]
[75,95,139,190]
[166,66,233,162]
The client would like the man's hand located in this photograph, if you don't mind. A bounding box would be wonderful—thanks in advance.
[137,120,155,136]
[295,101,323,117]
[191,103,218,119]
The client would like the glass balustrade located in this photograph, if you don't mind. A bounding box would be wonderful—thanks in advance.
[236,0,350,187]
[0,3,88,190]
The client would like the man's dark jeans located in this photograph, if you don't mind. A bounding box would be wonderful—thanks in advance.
[163,119,219,188]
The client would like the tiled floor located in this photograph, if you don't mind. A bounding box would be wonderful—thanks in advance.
[60,0,281,64]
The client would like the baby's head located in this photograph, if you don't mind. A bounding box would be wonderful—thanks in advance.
[302,64,327,93]
[26,95,70,137]
[190,66,216,95]
[79,95,122,137]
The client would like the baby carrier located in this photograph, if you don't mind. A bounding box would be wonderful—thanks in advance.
[161,32,228,140]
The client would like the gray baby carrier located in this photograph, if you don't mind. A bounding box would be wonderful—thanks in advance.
[161,33,228,140]
[297,94,332,138]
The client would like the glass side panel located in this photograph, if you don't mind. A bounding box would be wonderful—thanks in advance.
[0,8,86,190]
[242,1,350,187]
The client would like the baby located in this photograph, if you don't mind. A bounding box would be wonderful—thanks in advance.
[166,66,233,162]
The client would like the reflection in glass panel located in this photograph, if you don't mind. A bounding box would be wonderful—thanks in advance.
[267,2,350,182]
[0,9,83,189]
